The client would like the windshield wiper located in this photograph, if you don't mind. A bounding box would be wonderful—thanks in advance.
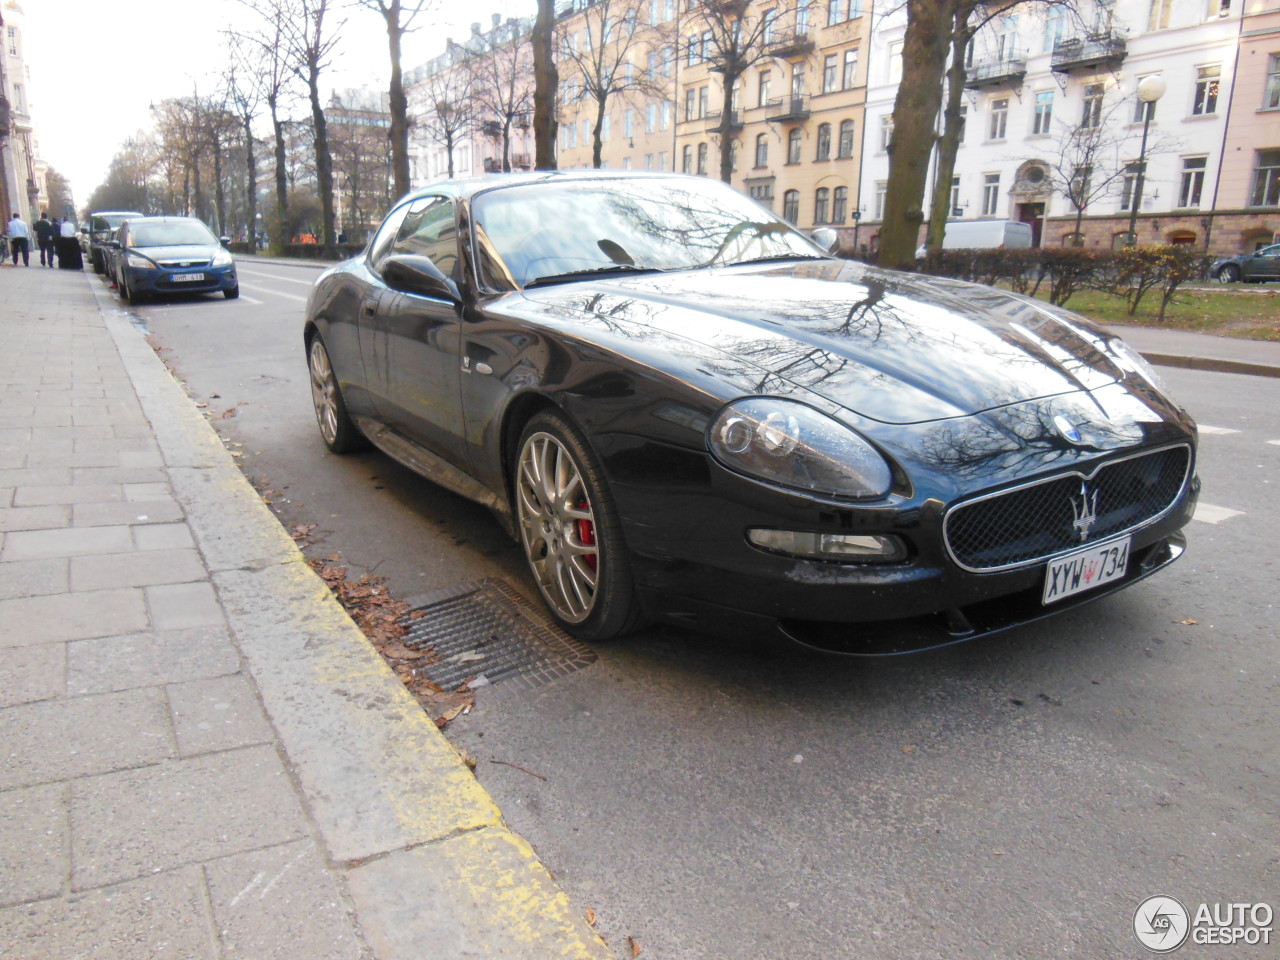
[724,254,832,267]
[523,264,663,288]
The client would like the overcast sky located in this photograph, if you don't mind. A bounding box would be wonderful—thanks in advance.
[22,0,533,206]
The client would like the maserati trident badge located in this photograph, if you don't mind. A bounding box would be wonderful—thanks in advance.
[1070,481,1100,541]
[1053,414,1085,445]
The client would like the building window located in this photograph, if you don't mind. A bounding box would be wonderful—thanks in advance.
[1032,91,1053,135]
[787,128,802,164]
[1082,83,1105,128]
[832,186,848,222]
[1120,162,1143,211]
[1148,0,1173,30]
[661,102,671,130]
[1133,75,1162,122]
[842,49,859,89]
[950,176,962,215]
[688,34,700,66]
[6,25,15,56]
[814,188,830,224]
[989,98,1009,140]
[750,182,774,209]
[879,115,894,151]
[662,46,674,77]
[797,0,812,34]
[816,123,832,161]
[888,40,903,83]
[699,86,709,118]
[982,173,1001,216]
[1043,4,1067,53]
[646,104,657,132]
[1252,149,1280,206]
[874,181,888,219]
[763,7,778,43]
[783,189,800,223]
[602,114,611,141]
[837,119,855,158]
[1193,65,1221,115]
[755,133,769,168]
[624,109,635,139]
[791,62,806,97]
[1178,156,1207,207]
[686,88,698,121]
[1266,54,1280,110]
[823,54,839,94]
[682,145,694,173]
[759,70,773,107]
[697,142,708,175]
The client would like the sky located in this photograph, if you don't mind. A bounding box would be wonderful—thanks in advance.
[21,0,534,205]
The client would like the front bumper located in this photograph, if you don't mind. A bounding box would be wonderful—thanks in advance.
[126,264,237,295]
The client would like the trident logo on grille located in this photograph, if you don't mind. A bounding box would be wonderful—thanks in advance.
[1070,482,1100,542]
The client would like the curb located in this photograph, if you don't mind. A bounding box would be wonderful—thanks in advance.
[1139,351,1280,379]
[89,276,613,959]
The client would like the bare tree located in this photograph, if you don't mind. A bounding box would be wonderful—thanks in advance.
[85,138,162,214]
[556,0,661,169]
[470,20,534,173]
[351,0,435,198]
[281,0,345,256]
[416,60,476,179]
[328,92,393,240]
[223,36,264,244]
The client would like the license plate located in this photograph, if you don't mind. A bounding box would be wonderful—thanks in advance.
[1042,535,1130,604]
[171,272,205,282]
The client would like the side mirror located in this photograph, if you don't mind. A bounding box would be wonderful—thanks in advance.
[811,227,839,255]
[105,239,121,249]
[380,254,460,303]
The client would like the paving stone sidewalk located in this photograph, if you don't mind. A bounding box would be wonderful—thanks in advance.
[0,264,611,960]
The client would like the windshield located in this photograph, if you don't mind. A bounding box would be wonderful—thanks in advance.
[130,221,218,247]
[471,176,824,288]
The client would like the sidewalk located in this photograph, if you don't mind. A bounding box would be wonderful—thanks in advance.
[0,264,611,960]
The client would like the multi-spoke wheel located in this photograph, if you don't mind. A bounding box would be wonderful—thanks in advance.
[308,334,365,453]
[1215,263,1240,283]
[514,411,641,639]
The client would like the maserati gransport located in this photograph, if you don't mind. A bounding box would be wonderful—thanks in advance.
[304,172,1198,654]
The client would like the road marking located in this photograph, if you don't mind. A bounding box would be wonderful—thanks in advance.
[240,284,308,303]
[236,267,319,286]
[1198,425,1241,436]
[1193,503,1245,525]
[238,294,265,305]
[1270,440,1280,447]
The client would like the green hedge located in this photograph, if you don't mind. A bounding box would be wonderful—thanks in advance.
[916,245,1211,320]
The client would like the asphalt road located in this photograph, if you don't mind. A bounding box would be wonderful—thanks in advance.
[123,261,1278,959]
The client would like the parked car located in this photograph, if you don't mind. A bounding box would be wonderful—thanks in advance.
[916,219,1035,258]
[303,172,1198,654]
[86,210,143,274]
[1212,243,1280,283]
[107,216,238,304]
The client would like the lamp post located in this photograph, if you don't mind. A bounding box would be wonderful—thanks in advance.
[1126,75,1166,246]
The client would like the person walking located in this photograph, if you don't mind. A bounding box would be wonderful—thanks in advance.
[33,212,56,267]
[7,213,31,266]
[55,219,83,269]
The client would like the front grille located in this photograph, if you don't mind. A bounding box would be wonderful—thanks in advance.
[157,259,212,268]
[944,444,1191,572]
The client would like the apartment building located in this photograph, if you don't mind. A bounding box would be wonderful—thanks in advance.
[859,0,1267,256]
[1,0,44,223]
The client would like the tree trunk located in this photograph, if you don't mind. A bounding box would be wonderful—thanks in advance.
[532,0,558,170]
[385,2,411,197]
[309,74,338,257]
[592,96,607,168]
[879,0,953,270]
[271,102,288,255]
[213,141,227,237]
[925,19,973,253]
[243,114,258,246]
[718,69,739,183]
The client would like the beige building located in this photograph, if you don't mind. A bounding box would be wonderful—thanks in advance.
[1,0,44,223]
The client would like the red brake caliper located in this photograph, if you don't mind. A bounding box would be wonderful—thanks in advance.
[576,500,597,570]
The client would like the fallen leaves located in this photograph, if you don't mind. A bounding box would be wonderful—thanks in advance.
[1174,618,1199,626]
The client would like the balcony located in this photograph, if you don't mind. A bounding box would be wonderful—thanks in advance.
[765,29,815,59]
[704,109,744,131]
[481,120,504,138]
[765,95,810,122]
[1051,33,1127,73]
[964,57,1027,89]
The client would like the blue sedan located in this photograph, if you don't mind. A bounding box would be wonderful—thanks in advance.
[109,216,238,304]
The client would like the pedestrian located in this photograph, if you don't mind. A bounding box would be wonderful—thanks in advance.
[7,212,31,266]
[33,212,56,267]
[55,219,83,270]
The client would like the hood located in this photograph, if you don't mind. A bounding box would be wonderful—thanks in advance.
[518,259,1126,425]
[129,244,219,264]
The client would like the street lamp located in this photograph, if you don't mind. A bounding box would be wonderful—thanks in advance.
[1126,75,1166,247]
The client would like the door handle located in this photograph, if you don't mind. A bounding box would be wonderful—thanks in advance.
[462,357,493,376]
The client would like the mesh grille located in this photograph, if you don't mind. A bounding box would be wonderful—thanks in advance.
[944,445,1190,572]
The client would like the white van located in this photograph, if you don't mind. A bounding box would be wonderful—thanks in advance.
[916,220,1034,257]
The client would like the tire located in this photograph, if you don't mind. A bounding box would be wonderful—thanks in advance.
[92,250,104,274]
[307,334,365,454]
[224,284,240,299]
[1216,264,1240,283]
[121,272,141,305]
[514,410,642,640]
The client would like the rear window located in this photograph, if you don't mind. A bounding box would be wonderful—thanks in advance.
[130,221,217,247]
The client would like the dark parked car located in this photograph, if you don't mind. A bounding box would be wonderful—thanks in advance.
[107,216,238,304]
[1212,243,1280,283]
[86,210,143,274]
[303,172,1199,654]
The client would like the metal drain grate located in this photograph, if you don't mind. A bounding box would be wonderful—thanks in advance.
[397,579,597,696]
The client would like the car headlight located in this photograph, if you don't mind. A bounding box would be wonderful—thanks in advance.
[126,253,157,270]
[212,248,234,267]
[708,397,892,499]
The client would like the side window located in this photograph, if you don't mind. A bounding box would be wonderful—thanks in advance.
[367,202,412,268]
[390,196,458,278]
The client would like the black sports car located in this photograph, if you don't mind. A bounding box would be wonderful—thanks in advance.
[1211,243,1280,283]
[304,172,1198,655]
